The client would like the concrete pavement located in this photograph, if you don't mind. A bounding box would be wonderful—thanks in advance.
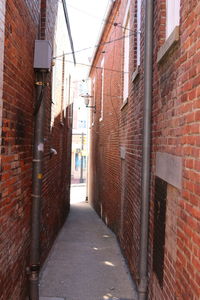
[39,186,138,300]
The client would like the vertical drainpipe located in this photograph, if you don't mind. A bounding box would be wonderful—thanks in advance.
[29,71,47,300]
[138,0,154,300]
[29,1,47,298]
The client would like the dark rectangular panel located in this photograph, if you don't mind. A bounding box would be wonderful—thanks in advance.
[153,176,167,287]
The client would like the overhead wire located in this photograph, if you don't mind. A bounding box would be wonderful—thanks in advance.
[57,82,123,100]
[54,0,130,140]
[58,0,134,33]
[53,31,136,58]
[55,58,129,74]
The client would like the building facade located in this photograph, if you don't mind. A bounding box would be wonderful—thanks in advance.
[89,1,123,233]
[0,0,73,299]
[89,0,200,299]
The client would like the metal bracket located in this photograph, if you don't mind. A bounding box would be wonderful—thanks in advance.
[30,264,40,272]
[35,81,49,87]
[86,105,96,113]
[26,264,40,275]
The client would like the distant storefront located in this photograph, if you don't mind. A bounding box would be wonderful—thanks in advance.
[71,133,87,184]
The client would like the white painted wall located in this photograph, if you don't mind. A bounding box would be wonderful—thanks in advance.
[51,1,75,128]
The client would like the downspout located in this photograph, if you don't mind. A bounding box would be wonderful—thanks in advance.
[29,71,47,300]
[138,1,154,300]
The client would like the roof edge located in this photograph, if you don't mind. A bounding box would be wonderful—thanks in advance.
[87,0,116,77]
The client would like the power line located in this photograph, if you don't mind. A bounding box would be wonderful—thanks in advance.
[55,58,129,74]
[59,83,124,99]
[53,32,135,58]
[61,1,134,33]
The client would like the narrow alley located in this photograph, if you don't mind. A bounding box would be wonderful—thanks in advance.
[39,185,137,300]
[1,0,200,300]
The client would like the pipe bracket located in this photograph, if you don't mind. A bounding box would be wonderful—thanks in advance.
[30,264,40,272]
[35,81,49,87]
[31,194,40,198]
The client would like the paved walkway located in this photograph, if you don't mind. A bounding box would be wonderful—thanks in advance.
[39,186,138,300]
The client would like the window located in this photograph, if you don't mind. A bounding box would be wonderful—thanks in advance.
[166,0,180,39]
[67,74,71,106]
[51,43,57,128]
[100,58,104,121]
[78,120,86,129]
[75,153,81,170]
[92,78,95,125]
[83,156,87,169]
[157,0,180,63]
[136,0,141,67]
[123,14,130,101]
[131,0,141,82]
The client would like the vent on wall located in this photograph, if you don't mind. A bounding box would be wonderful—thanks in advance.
[153,176,167,287]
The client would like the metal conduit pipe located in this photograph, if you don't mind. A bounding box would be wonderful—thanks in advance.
[29,71,47,300]
[62,0,76,65]
[138,1,154,300]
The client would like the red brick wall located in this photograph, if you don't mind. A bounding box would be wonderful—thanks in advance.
[0,0,71,299]
[39,0,72,264]
[149,1,200,299]
[89,0,145,282]
[41,103,72,263]
[0,0,6,167]
[89,1,124,234]
[119,0,145,282]
[89,0,200,299]
[0,1,40,298]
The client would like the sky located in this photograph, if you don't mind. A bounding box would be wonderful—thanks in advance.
[65,0,110,78]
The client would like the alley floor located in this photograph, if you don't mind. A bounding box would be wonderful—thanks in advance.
[39,185,138,300]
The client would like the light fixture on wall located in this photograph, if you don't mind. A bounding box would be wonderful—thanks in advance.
[81,93,96,113]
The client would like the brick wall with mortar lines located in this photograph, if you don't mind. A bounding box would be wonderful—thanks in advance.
[120,0,200,298]
[0,0,71,299]
[37,0,71,265]
[119,0,146,283]
[0,0,6,295]
[90,0,145,282]
[90,0,200,299]
[148,0,200,299]
[89,0,144,282]
[0,0,6,158]
[89,1,124,233]
[40,0,72,265]
[0,1,40,298]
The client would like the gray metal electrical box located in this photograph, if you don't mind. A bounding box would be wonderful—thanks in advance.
[33,40,52,71]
